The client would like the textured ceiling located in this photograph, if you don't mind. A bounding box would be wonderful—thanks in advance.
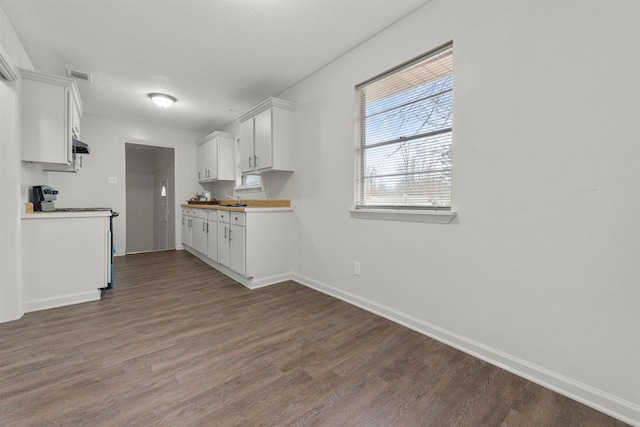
[1,0,429,133]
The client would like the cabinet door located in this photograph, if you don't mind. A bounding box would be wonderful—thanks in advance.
[207,139,219,180]
[195,218,208,255]
[71,97,81,139]
[229,224,246,275]
[21,79,70,164]
[254,109,272,171]
[196,143,208,182]
[207,219,218,262]
[182,215,193,247]
[181,215,188,246]
[239,119,255,173]
[191,217,199,250]
[217,222,230,267]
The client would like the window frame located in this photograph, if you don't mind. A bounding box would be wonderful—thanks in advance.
[353,42,455,218]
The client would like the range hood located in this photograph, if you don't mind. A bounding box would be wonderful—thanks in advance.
[72,136,90,154]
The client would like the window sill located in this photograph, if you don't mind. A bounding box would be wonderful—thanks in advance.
[350,208,457,224]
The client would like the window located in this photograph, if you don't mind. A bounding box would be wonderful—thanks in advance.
[241,174,262,188]
[354,43,453,210]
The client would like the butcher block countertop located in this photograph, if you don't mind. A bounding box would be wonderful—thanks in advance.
[181,199,292,212]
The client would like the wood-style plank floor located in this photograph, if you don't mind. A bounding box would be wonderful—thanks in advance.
[0,250,628,426]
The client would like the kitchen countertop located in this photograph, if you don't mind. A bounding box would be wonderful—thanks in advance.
[181,199,292,212]
[22,203,113,219]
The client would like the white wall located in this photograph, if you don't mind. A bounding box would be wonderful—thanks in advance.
[50,113,205,254]
[0,75,21,323]
[282,0,639,423]
[0,4,34,322]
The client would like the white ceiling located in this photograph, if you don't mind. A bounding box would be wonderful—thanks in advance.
[1,0,429,133]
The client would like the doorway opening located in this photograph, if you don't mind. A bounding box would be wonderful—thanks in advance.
[125,143,175,253]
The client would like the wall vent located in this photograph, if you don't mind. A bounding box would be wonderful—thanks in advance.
[66,68,92,83]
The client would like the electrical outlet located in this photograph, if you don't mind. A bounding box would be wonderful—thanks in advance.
[354,261,361,276]
[107,176,117,184]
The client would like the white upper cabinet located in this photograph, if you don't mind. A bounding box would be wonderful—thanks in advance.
[237,97,295,174]
[196,131,235,182]
[239,119,254,174]
[20,69,82,166]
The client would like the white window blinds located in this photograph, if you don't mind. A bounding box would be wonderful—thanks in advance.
[355,44,453,209]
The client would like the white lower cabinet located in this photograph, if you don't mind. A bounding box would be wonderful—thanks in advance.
[216,210,231,269]
[181,208,195,248]
[183,208,217,259]
[207,212,218,262]
[194,210,208,256]
[229,213,246,276]
[183,205,292,289]
[217,221,230,267]
[217,211,246,275]
[22,212,110,312]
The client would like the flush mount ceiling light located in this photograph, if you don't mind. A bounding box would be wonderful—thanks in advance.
[148,93,176,108]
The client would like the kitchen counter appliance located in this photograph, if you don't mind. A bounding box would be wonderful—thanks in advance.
[31,185,59,211]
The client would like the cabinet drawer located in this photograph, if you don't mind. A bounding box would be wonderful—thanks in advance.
[231,212,246,226]
[208,210,218,221]
[196,209,208,219]
[217,210,230,223]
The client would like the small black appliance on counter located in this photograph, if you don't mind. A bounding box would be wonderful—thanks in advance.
[31,185,59,211]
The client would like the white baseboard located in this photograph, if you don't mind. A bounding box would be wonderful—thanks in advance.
[291,273,639,426]
[23,290,101,313]
[0,309,23,323]
[247,272,294,290]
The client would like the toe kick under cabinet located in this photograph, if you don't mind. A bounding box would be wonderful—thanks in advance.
[182,207,292,289]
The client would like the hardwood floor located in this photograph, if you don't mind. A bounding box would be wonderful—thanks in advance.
[0,250,628,426]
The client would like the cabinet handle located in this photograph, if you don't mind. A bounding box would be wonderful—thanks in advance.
[229,228,232,241]
[248,156,252,168]
[224,226,227,239]
[182,218,184,225]
[254,155,258,167]
[203,222,206,232]
[206,223,209,233]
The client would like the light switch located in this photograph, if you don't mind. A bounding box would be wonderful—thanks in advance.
[108,176,117,184]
